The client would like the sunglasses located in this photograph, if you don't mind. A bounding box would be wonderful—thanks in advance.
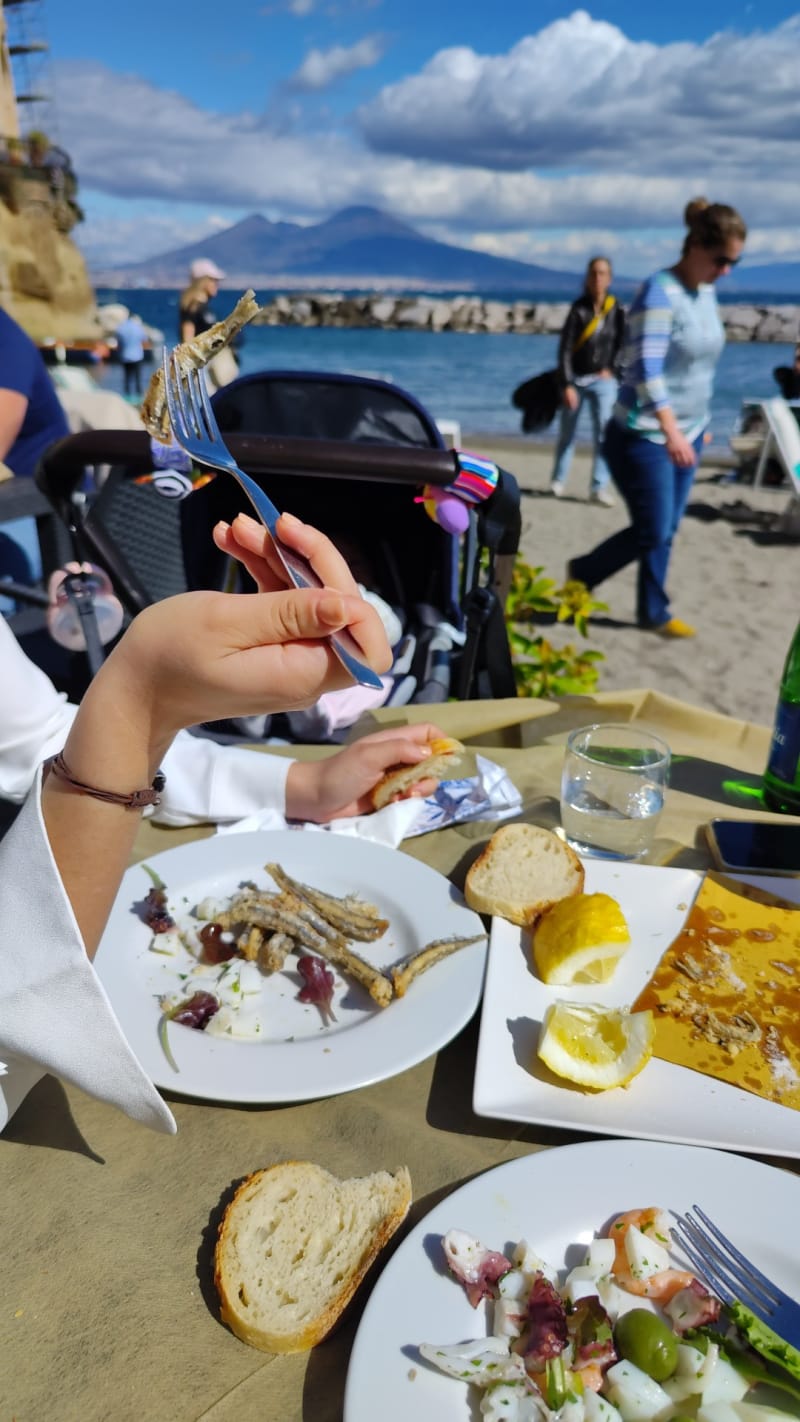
[710,252,741,269]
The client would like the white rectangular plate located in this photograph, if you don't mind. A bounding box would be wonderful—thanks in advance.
[472,861,800,1157]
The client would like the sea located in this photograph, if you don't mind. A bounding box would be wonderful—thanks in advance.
[95,286,799,454]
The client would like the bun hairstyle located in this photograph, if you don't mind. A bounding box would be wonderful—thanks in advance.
[682,196,747,256]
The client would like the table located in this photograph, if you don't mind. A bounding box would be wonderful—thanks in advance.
[2,689,797,1422]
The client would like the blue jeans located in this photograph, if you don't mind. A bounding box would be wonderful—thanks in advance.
[550,375,617,493]
[570,421,702,627]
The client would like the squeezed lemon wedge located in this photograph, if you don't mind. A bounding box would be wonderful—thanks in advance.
[533,892,630,985]
[537,1002,654,1089]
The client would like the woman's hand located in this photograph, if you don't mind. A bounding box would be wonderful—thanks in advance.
[664,429,696,468]
[285,724,445,822]
[101,513,391,751]
[563,385,580,411]
[213,510,365,597]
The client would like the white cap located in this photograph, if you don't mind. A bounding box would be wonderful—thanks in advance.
[190,257,226,280]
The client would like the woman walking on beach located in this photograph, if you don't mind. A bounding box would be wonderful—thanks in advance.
[568,198,746,637]
[549,255,626,506]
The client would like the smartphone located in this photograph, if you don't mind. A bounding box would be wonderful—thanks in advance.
[705,818,800,877]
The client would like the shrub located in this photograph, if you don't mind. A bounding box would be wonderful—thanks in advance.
[505,559,606,698]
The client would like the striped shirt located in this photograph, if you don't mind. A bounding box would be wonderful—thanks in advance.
[613,270,725,442]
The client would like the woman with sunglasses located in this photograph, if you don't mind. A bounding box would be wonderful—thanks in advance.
[568,198,746,637]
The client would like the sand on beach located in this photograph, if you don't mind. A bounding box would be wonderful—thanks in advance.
[465,434,797,730]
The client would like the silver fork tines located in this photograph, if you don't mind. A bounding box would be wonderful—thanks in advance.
[161,349,382,689]
[672,1205,799,1342]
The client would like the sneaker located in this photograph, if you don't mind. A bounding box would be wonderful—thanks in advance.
[590,487,616,507]
[549,482,565,498]
[650,617,696,638]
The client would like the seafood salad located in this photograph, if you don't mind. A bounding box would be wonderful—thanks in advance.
[420,1207,800,1422]
[138,860,484,1064]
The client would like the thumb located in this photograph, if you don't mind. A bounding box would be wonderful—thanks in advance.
[242,587,350,646]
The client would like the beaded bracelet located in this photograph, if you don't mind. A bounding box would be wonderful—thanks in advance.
[48,752,165,809]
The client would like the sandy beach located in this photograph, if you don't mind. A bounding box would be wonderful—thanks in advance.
[465,434,796,730]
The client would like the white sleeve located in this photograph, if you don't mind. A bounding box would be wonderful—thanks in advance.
[0,618,77,802]
[153,733,294,828]
[0,766,176,1134]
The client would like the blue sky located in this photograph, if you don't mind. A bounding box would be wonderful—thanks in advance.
[21,0,800,274]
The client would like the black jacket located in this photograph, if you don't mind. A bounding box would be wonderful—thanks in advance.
[557,294,626,387]
[774,365,800,400]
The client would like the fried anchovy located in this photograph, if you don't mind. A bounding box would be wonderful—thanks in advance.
[265,862,389,941]
[237,925,264,962]
[261,932,295,972]
[390,933,487,998]
[141,290,262,442]
[219,895,393,1005]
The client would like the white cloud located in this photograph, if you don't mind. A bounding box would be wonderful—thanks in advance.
[359,9,800,180]
[75,208,232,266]
[50,8,800,278]
[289,35,384,91]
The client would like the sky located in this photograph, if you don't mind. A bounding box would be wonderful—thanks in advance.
[18,0,800,276]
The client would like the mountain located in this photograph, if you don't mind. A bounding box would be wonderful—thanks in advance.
[89,205,606,292]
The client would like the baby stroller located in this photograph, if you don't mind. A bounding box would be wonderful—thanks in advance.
[33,369,522,731]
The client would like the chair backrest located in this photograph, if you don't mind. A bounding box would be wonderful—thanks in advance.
[212,370,444,449]
[763,399,800,497]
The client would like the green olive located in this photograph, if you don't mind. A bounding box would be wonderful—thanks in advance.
[614,1309,679,1381]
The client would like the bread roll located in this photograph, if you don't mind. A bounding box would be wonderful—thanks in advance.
[370,735,465,810]
[214,1160,412,1352]
[464,822,584,927]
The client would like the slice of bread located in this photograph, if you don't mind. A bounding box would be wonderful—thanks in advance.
[370,735,465,810]
[464,822,584,927]
[214,1160,412,1352]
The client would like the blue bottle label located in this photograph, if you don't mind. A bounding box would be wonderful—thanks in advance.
[767,700,800,785]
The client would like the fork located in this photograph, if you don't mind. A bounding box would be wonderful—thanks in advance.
[161,348,383,689]
[672,1204,800,1347]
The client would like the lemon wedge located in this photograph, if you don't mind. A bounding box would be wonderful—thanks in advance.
[537,1002,654,1089]
[533,892,631,985]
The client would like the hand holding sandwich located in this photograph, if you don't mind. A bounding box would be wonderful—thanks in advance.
[285,723,446,822]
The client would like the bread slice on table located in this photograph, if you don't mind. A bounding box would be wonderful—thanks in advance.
[464,822,584,928]
[214,1160,412,1353]
[370,735,465,810]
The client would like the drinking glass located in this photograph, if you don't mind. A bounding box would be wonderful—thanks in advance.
[560,723,671,861]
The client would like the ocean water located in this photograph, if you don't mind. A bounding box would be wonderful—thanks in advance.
[95,287,798,452]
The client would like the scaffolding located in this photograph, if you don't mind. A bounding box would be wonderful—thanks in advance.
[2,0,54,141]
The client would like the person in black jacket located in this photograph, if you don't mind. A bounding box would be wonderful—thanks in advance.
[773,344,800,403]
[549,256,626,505]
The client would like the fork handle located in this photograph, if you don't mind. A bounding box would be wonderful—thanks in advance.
[232,469,384,691]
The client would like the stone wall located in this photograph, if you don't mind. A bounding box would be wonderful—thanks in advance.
[252,292,800,343]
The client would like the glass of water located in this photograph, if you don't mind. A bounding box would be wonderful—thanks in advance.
[560,723,671,861]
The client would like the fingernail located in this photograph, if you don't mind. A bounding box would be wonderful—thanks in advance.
[214,520,230,534]
[318,593,346,625]
[279,511,301,527]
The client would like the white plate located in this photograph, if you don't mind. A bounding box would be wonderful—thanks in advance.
[94,830,486,1104]
[473,861,800,1158]
[344,1139,800,1422]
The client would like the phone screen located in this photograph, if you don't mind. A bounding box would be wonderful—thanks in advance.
[708,819,800,874]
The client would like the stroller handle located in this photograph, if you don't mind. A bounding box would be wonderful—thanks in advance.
[35,429,465,511]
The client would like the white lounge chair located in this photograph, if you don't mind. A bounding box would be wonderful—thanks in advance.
[741,397,800,496]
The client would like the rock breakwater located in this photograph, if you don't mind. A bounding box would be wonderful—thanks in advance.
[252,292,800,343]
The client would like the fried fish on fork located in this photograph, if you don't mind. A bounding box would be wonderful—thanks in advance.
[141,289,262,443]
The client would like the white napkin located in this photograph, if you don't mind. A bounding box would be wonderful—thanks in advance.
[216,797,426,847]
[215,755,520,848]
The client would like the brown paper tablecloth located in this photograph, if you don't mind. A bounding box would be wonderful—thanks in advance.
[2,689,797,1422]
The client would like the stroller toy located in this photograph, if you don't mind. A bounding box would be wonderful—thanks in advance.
[416,451,500,534]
